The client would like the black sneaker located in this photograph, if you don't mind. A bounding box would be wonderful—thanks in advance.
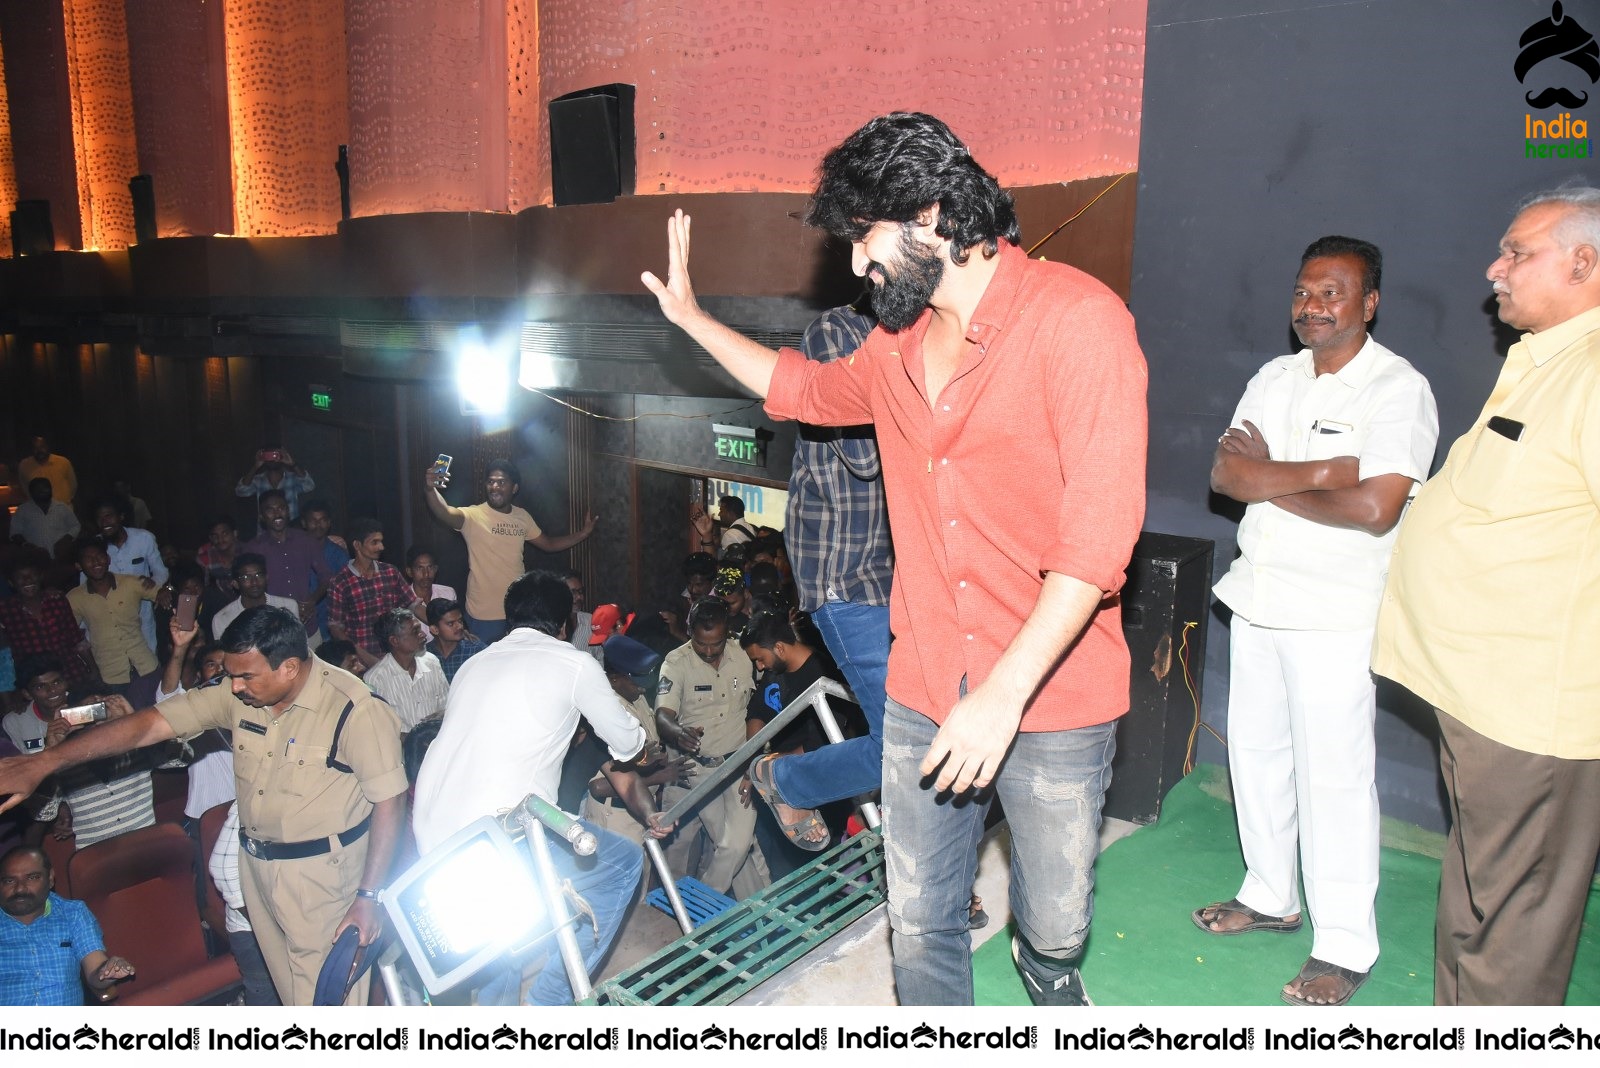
[1012,935,1093,1006]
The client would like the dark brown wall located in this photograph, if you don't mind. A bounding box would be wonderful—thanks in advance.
[516,178,1137,304]
[0,336,261,543]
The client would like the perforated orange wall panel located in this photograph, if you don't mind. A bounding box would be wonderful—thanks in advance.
[0,40,16,253]
[223,0,349,236]
[346,0,510,216]
[62,0,137,249]
[526,0,1145,204]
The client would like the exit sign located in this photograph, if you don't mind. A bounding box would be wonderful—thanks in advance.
[712,423,765,468]
[310,385,333,412]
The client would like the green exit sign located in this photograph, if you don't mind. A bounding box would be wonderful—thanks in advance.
[310,385,333,412]
[712,423,764,468]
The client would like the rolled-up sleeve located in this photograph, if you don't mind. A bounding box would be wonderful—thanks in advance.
[155,683,236,738]
[1038,294,1148,593]
[574,657,646,762]
[340,696,409,804]
[764,345,876,428]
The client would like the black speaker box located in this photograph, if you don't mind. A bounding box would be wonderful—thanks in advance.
[1105,532,1214,824]
[129,175,157,245]
[11,200,54,257]
[549,83,635,206]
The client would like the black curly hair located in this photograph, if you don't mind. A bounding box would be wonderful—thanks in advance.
[806,112,1020,266]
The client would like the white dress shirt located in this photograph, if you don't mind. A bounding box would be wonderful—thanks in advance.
[1213,337,1438,630]
[211,594,300,641]
[411,626,646,853]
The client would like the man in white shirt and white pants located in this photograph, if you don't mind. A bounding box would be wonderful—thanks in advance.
[1197,236,1438,1008]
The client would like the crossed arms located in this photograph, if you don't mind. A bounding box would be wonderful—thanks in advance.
[1211,420,1413,535]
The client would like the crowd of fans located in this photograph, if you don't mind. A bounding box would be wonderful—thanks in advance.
[0,437,868,1007]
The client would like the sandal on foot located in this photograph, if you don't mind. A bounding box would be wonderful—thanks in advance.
[748,754,829,852]
[1281,957,1369,1007]
[1192,898,1303,935]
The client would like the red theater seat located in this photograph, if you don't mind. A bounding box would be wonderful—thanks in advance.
[41,831,76,897]
[151,767,189,826]
[71,822,240,1006]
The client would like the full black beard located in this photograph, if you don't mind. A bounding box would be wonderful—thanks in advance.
[869,229,945,332]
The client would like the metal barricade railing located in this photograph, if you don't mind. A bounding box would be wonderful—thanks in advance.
[586,828,887,1006]
[378,679,888,1004]
[649,677,880,934]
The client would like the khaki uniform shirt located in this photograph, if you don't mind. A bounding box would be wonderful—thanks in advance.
[157,664,407,843]
[621,693,659,744]
[656,643,753,759]
[1374,305,1600,759]
[585,693,661,787]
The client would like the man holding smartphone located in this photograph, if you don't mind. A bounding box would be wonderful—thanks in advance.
[235,445,316,522]
[0,607,408,1005]
[4,654,160,848]
[422,458,596,643]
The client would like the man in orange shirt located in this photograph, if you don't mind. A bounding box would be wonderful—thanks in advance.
[643,112,1147,1005]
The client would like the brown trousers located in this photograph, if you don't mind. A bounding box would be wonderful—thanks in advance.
[1435,710,1600,1005]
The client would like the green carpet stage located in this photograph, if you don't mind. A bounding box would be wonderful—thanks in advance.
[973,764,1600,1006]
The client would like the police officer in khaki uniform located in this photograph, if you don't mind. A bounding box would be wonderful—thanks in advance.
[656,598,767,897]
[0,606,407,1006]
[581,635,693,843]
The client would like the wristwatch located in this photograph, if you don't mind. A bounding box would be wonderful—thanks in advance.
[354,887,380,900]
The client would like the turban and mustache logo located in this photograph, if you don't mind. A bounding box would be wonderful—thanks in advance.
[1517,1,1599,109]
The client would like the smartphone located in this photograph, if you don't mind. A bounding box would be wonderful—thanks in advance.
[263,449,283,463]
[431,453,453,485]
[175,591,200,632]
[60,702,108,727]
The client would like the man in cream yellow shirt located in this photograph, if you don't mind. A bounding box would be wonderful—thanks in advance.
[1373,185,1600,1006]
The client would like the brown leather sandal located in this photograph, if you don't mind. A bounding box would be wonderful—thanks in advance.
[1281,956,1369,1007]
[1192,898,1303,935]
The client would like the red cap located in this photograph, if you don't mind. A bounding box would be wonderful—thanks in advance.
[588,603,634,645]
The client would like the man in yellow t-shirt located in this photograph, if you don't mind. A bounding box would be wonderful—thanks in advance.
[422,458,595,642]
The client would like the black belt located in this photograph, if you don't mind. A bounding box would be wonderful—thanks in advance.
[240,814,371,861]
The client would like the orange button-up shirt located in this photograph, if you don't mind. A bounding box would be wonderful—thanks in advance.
[765,241,1147,731]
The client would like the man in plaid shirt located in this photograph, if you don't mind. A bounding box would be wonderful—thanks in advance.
[0,562,95,687]
[751,301,894,830]
[326,518,426,669]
